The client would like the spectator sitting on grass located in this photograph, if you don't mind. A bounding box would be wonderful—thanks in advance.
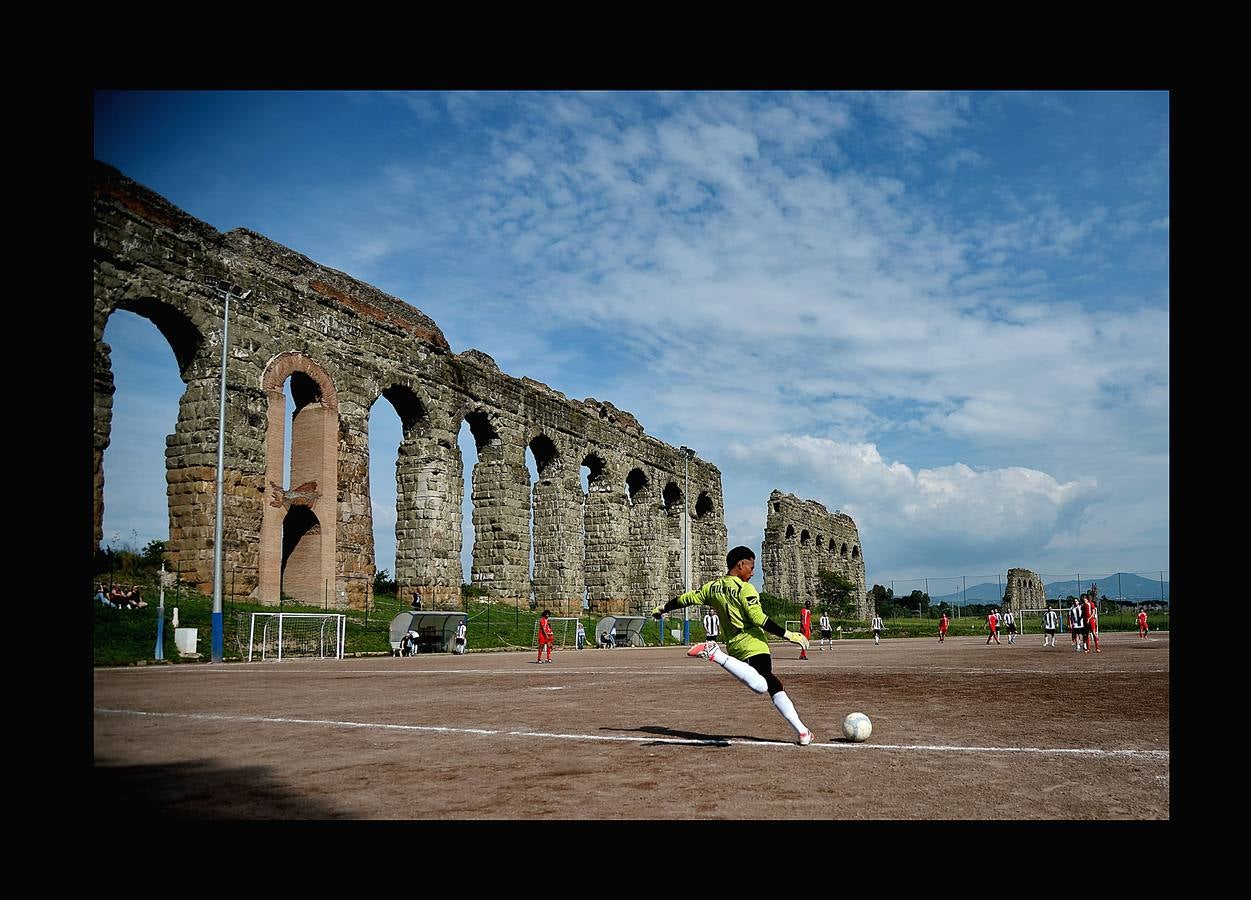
[129,585,148,609]
[109,584,129,608]
[95,584,110,607]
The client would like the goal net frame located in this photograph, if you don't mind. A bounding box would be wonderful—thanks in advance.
[532,617,583,651]
[248,612,346,661]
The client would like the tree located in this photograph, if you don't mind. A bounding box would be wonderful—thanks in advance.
[816,568,858,618]
[142,539,167,567]
[901,590,931,616]
[373,569,397,596]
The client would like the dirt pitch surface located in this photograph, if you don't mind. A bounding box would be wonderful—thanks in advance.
[94,632,1169,819]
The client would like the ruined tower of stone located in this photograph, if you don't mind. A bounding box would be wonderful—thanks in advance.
[1002,568,1046,611]
[761,490,868,619]
[93,162,727,614]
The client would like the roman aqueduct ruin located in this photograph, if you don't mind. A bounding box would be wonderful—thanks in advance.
[93,162,727,614]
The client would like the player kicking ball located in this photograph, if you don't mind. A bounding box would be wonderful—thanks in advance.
[652,546,815,746]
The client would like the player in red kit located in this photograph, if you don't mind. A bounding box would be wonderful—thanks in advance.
[1083,594,1100,653]
[799,601,811,660]
[1137,609,1149,638]
[938,612,949,643]
[536,609,554,663]
[986,609,1000,644]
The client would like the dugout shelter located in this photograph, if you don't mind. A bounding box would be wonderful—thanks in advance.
[595,615,647,647]
[389,611,466,655]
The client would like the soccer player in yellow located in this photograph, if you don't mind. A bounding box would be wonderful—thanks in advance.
[651,546,815,746]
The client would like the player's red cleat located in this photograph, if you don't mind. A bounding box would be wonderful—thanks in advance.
[798,730,813,746]
[687,640,718,659]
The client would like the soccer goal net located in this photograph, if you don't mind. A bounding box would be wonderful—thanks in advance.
[532,617,583,650]
[248,612,346,661]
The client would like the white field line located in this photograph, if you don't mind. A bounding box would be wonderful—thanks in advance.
[94,707,1168,761]
[95,665,1164,677]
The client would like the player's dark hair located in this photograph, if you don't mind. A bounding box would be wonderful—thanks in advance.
[542,609,550,618]
[726,545,755,570]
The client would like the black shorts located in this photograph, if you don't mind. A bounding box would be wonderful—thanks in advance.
[1006,624,1017,633]
[1044,628,1056,635]
[820,629,832,639]
[746,653,784,696]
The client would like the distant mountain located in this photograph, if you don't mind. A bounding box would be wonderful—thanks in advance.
[922,572,1169,605]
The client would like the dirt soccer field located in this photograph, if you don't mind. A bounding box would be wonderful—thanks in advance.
[94,631,1169,819]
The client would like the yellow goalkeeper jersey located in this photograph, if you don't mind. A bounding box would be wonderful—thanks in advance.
[676,575,771,660]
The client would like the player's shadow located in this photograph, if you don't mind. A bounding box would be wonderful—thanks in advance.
[603,725,769,746]
[95,757,347,819]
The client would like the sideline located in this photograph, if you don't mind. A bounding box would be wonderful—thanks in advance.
[95,707,1169,761]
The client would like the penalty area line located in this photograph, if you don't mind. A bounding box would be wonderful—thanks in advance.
[93,708,1167,759]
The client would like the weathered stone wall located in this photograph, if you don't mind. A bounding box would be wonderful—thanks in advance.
[93,162,727,613]
[761,490,868,620]
[1003,567,1046,611]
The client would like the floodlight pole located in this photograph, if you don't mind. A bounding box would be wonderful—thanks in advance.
[208,279,251,663]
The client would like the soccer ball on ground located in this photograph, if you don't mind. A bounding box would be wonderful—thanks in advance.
[842,712,872,742]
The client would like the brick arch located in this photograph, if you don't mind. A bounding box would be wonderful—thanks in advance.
[258,352,339,605]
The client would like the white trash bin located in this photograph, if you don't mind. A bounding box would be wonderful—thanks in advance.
[174,627,199,656]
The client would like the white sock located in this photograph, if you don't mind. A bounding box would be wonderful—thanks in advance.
[708,647,768,694]
[771,690,808,736]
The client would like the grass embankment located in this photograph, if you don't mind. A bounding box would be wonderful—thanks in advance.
[93,588,1170,666]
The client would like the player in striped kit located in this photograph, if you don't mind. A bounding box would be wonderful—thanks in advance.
[1069,598,1086,652]
[872,614,884,645]
[1042,606,1059,647]
[819,611,833,649]
[1002,609,1016,644]
[652,546,814,746]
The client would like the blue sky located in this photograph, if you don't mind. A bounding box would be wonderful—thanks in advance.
[94,91,1169,594]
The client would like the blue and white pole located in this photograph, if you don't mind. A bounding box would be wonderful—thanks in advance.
[210,281,250,664]
[155,563,165,661]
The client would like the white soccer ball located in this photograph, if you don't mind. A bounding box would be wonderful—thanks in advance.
[842,712,872,742]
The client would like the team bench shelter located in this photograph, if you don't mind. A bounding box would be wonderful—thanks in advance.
[389,611,466,655]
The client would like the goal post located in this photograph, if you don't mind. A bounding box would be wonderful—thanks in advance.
[532,617,582,651]
[248,612,346,661]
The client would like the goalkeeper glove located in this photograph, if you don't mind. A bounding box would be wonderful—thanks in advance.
[784,630,810,651]
[650,604,665,619]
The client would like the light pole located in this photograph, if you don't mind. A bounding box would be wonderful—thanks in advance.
[679,446,695,644]
[208,277,251,663]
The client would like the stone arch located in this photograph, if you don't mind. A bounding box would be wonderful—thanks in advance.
[259,352,339,605]
[580,450,621,610]
[841,542,849,558]
[528,431,581,607]
[626,467,650,505]
[786,524,796,541]
[800,529,811,546]
[852,545,860,559]
[94,300,207,555]
[453,407,527,601]
[368,381,446,606]
[816,534,825,550]
[695,492,714,519]
[662,481,684,514]
[111,298,204,380]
